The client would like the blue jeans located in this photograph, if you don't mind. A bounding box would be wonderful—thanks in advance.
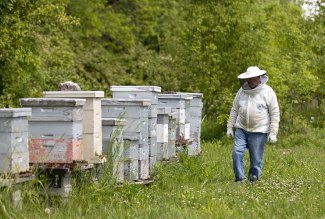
[232,128,268,181]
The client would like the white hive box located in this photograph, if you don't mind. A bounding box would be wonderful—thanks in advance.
[158,93,192,125]
[101,118,126,183]
[177,92,203,156]
[168,111,177,158]
[157,107,171,160]
[101,118,125,155]
[110,86,161,105]
[101,99,150,137]
[0,108,31,173]
[20,98,85,164]
[43,91,104,163]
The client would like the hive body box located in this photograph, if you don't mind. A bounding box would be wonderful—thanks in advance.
[20,98,85,164]
[168,111,177,159]
[101,98,151,181]
[110,86,161,174]
[156,107,171,161]
[43,91,104,163]
[102,118,126,182]
[0,108,31,173]
[177,92,203,156]
[158,94,192,147]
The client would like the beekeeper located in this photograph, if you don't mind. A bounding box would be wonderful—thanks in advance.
[227,66,280,183]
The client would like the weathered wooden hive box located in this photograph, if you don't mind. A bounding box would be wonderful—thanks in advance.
[101,98,151,181]
[0,108,31,173]
[177,92,203,156]
[43,91,104,163]
[158,93,192,144]
[101,118,126,182]
[156,107,171,161]
[20,98,85,164]
[110,86,161,171]
[168,111,177,159]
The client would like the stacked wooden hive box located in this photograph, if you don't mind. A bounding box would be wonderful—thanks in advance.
[0,108,31,174]
[0,87,203,188]
[158,93,192,153]
[110,86,160,173]
[101,98,151,182]
[20,98,86,164]
[177,92,203,156]
[43,91,105,164]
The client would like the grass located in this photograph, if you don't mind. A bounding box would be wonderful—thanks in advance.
[1,129,324,219]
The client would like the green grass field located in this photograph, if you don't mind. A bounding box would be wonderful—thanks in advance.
[1,129,324,219]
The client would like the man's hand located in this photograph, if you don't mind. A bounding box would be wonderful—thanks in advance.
[268,133,277,144]
[227,128,234,138]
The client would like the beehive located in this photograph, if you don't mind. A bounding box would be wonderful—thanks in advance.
[0,108,31,173]
[177,92,203,156]
[158,93,192,145]
[20,98,85,164]
[43,91,104,163]
[110,86,161,172]
[102,118,126,182]
[101,98,151,180]
[156,107,171,161]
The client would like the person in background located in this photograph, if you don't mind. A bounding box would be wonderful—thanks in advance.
[227,66,280,183]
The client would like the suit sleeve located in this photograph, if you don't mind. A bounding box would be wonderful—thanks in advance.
[268,87,280,135]
[227,89,241,129]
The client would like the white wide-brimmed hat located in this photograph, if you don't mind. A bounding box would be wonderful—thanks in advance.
[238,66,267,79]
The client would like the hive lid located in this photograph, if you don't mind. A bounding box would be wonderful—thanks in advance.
[158,93,193,100]
[102,118,126,126]
[101,98,152,106]
[43,91,104,98]
[176,92,203,98]
[20,98,86,107]
[0,108,32,117]
[110,86,161,93]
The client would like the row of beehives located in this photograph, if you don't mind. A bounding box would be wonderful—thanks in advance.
[0,86,203,183]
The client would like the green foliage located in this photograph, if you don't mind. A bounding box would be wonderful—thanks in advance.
[0,0,324,133]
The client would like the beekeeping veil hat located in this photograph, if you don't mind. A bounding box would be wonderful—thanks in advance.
[238,66,267,79]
